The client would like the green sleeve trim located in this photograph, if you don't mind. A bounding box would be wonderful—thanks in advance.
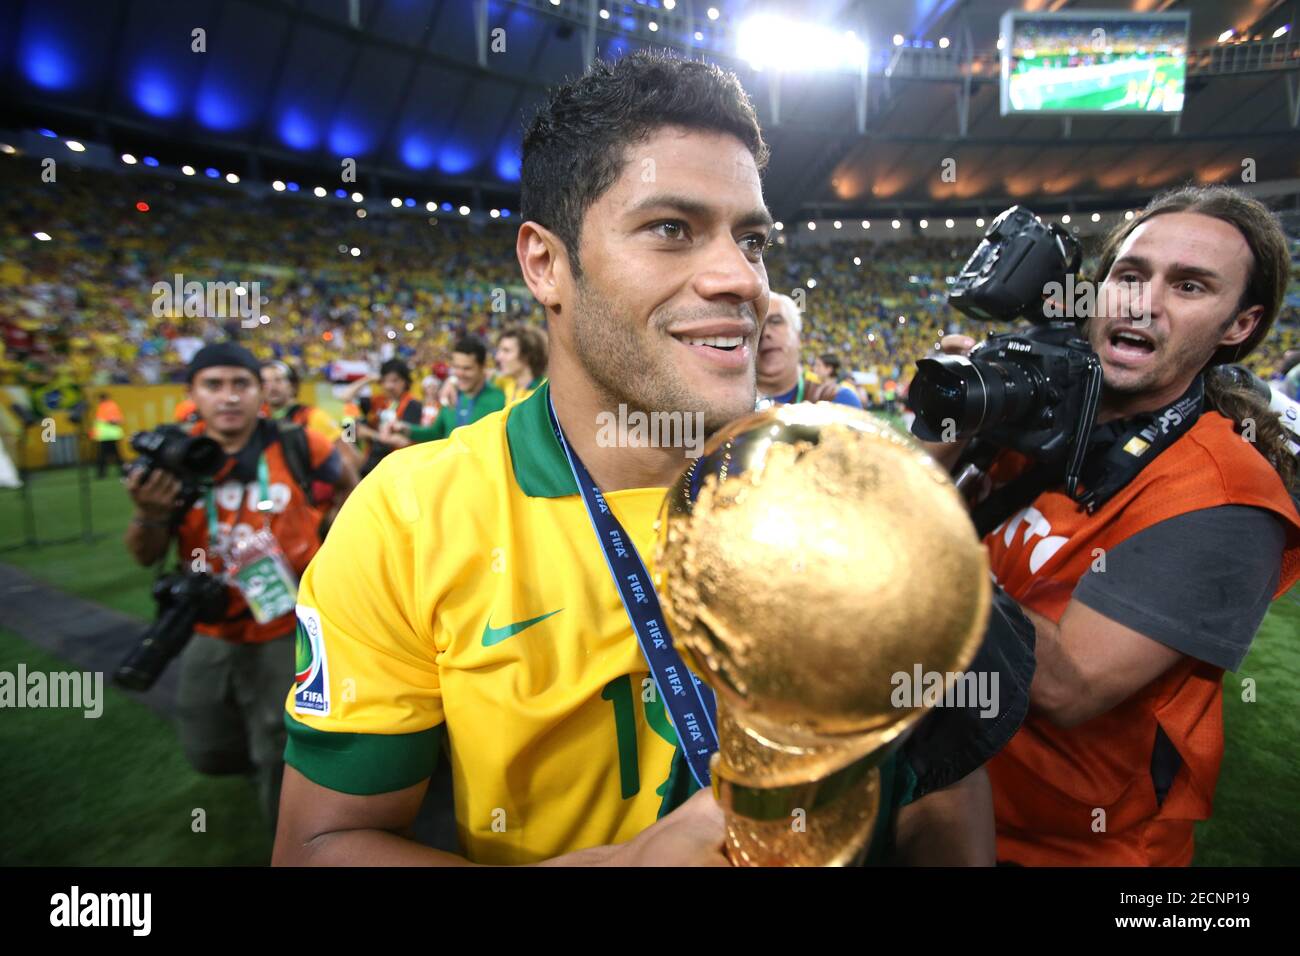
[283,712,441,795]
[407,423,438,443]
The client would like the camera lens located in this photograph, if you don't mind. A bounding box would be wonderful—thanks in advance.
[911,353,1042,438]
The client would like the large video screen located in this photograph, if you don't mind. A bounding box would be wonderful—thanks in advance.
[1000,11,1190,115]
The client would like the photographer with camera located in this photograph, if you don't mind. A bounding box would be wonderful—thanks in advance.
[124,342,358,830]
[912,186,1300,866]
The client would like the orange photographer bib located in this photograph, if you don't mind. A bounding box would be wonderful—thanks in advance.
[984,411,1300,866]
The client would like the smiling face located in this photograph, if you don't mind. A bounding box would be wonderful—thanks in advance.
[549,126,771,434]
[1090,211,1263,418]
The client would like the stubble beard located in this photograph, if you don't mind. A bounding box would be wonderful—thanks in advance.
[570,278,757,437]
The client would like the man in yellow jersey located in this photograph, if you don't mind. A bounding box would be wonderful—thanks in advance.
[274,52,1021,867]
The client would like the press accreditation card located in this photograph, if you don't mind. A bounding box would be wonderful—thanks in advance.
[225,529,299,624]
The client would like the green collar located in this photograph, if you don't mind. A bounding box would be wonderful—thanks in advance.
[506,380,578,498]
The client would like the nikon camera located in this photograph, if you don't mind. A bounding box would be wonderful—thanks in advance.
[908,205,1104,499]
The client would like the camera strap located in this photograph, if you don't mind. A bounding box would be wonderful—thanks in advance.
[205,453,271,546]
[969,375,1205,537]
[1073,374,1204,513]
[546,393,720,789]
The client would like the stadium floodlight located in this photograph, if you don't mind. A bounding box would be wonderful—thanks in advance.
[945,218,954,228]
[807,221,816,230]
[1124,210,1135,220]
[774,221,784,231]
[459,205,470,215]
[1091,212,1101,222]
[350,247,360,257]
[833,220,842,229]
[425,200,436,211]
[272,180,285,191]
[143,156,159,167]
[807,278,817,288]
[66,140,85,152]
[599,9,609,20]
[649,21,658,32]
[309,186,323,197]
[1061,214,1070,224]
[861,220,870,229]
[387,330,397,339]
[34,232,52,241]
[0,143,15,155]
[976,217,985,227]
[1273,25,1289,39]
[1218,29,1233,43]
[549,0,559,6]
[738,15,867,72]
[694,30,703,41]
[225,172,239,184]
[868,333,875,342]
[939,37,950,49]
[853,256,861,266]
[356,209,367,218]
[891,219,901,229]
[490,209,500,218]
[390,197,402,207]
[121,153,137,164]
[181,165,195,176]
[893,34,904,46]
[919,219,928,228]
[707,7,719,21]
[406,322,415,332]
[664,0,675,9]
[352,192,363,203]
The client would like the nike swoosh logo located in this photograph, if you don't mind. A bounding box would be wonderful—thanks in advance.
[481,609,563,646]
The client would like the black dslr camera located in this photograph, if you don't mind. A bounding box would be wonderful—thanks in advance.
[116,424,229,691]
[114,570,229,691]
[124,424,225,509]
[909,206,1103,498]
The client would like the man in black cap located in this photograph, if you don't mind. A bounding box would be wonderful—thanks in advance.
[125,341,357,830]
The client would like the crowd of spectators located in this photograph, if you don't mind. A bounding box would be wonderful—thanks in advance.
[2,159,1297,408]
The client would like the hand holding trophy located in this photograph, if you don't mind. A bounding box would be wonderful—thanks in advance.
[655,402,991,866]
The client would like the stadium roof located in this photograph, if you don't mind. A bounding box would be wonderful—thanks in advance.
[2,0,1298,220]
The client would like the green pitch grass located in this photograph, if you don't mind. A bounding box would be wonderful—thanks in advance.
[1,467,1297,865]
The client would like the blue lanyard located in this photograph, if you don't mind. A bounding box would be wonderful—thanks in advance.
[456,392,474,427]
[547,394,719,788]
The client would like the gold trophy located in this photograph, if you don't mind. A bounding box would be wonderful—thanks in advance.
[654,403,990,866]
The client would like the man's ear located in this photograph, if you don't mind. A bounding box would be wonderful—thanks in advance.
[516,221,569,315]
[1220,303,1264,349]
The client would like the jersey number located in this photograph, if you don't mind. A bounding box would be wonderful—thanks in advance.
[601,674,677,800]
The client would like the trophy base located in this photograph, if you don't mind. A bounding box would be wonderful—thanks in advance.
[716,756,881,867]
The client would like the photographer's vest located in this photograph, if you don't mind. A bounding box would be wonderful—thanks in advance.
[177,422,324,645]
[984,410,1300,866]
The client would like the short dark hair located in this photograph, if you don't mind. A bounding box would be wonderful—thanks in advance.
[521,51,769,277]
[1094,184,1290,366]
[380,358,412,387]
[261,360,299,389]
[500,325,549,378]
[453,335,489,366]
[818,353,841,377]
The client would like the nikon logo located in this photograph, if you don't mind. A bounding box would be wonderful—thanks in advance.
[1006,341,1032,352]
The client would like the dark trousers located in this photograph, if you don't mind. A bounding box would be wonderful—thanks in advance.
[95,439,122,478]
[176,633,294,833]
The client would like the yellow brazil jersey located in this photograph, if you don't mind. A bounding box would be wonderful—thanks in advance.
[284,381,686,864]
[495,374,541,406]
